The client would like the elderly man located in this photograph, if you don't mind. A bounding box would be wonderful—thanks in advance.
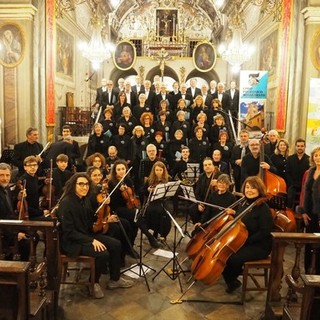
[240,138,276,185]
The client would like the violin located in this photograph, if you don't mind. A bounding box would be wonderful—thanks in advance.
[121,183,140,209]
[16,179,29,220]
[191,197,268,285]
[93,181,113,234]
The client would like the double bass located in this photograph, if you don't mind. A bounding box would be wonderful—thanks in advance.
[259,131,296,232]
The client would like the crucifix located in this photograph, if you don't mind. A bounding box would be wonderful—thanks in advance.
[151,48,172,81]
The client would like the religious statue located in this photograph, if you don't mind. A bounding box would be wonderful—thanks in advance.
[151,48,172,80]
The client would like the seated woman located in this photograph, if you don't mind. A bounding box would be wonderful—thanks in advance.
[222,176,273,293]
[86,166,138,261]
[57,173,133,299]
[139,161,171,245]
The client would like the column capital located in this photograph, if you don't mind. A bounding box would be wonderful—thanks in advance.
[301,7,320,25]
[0,4,37,21]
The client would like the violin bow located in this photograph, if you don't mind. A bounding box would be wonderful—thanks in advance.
[95,166,133,214]
[38,142,51,158]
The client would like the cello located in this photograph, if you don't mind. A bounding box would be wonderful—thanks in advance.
[191,197,267,285]
[259,131,296,232]
[185,195,245,259]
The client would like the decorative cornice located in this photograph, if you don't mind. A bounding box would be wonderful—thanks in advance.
[301,7,320,25]
[0,4,37,20]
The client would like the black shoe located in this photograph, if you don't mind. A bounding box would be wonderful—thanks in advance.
[225,279,242,294]
[149,236,161,249]
[127,249,140,259]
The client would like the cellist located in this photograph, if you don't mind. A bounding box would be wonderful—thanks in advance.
[222,176,273,293]
[188,157,221,224]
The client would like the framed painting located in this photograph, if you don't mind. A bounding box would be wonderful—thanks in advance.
[259,28,279,78]
[113,40,136,71]
[56,25,74,80]
[192,41,217,72]
[310,28,320,72]
[0,22,25,68]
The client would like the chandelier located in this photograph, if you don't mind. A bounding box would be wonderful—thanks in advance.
[218,10,254,73]
[80,14,115,70]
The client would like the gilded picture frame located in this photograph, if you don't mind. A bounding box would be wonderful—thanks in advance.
[56,25,74,80]
[113,40,136,71]
[192,41,217,72]
[311,28,320,72]
[0,22,25,68]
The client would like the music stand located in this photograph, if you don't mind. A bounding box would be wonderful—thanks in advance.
[120,199,156,291]
[150,181,186,292]
[183,163,200,182]
[177,184,197,243]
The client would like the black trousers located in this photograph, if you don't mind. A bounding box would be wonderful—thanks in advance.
[80,234,121,282]
[222,244,270,284]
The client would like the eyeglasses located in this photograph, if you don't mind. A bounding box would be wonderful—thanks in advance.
[25,163,38,167]
[76,182,90,187]
[249,143,260,146]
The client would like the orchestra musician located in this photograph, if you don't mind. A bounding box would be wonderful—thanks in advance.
[19,156,51,221]
[222,176,273,293]
[87,166,139,262]
[194,174,236,227]
[0,162,30,260]
[57,173,133,299]
[108,160,139,247]
[139,161,171,246]
[188,157,221,224]
[12,127,43,178]
[170,146,196,181]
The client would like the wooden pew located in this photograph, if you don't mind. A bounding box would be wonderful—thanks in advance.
[0,219,59,320]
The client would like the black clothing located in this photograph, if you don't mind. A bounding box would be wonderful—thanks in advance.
[132,104,151,121]
[188,138,210,166]
[12,141,43,177]
[111,134,132,162]
[153,120,171,141]
[201,191,236,224]
[241,153,276,185]
[113,102,130,122]
[42,141,74,169]
[286,153,310,209]
[270,154,287,182]
[171,120,190,140]
[230,144,250,192]
[87,133,110,158]
[167,138,187,169]
[222,199,273,284]
[118,116,138,136]
[52,167,73,198]
[211,142,233,164]
[57,193,121,282]
[0,186,30,260]
[96,87,117,110]
[100,119,117,135]
[209,124,229,145]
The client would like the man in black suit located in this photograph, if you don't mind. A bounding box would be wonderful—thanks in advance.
[209,80,217,95]
[155,83,171,110]
[168,81,181,109]
[12,127,43,178]
[230,129,250,191]
[213,82,232,111]
[200,83,213,107]
[186,78,201,103]
[124,80,137,107]
[61,125,80,169]
[143,80,157,114]
[225,81,240,114]
[131,75,145,95]
[0,162,31,260]
[178,83,193,107]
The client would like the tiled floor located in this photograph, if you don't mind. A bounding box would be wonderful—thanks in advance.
[57,213,277,320]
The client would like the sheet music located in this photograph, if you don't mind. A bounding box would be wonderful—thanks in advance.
[184,163,200,180]
[180,185,196,202]
[150,180,181,202]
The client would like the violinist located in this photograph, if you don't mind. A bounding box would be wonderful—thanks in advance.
[108,160,138,247]
[188,157,221,224]
[57,173,133,299]
[0,163,30,260]
[139,161,171,247]
[19,156,51,220]
[222,176,273,293]
[195,174,236,227]
[87,166,138,262]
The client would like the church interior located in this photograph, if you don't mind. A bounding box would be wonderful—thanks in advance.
[1,0,320,319]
